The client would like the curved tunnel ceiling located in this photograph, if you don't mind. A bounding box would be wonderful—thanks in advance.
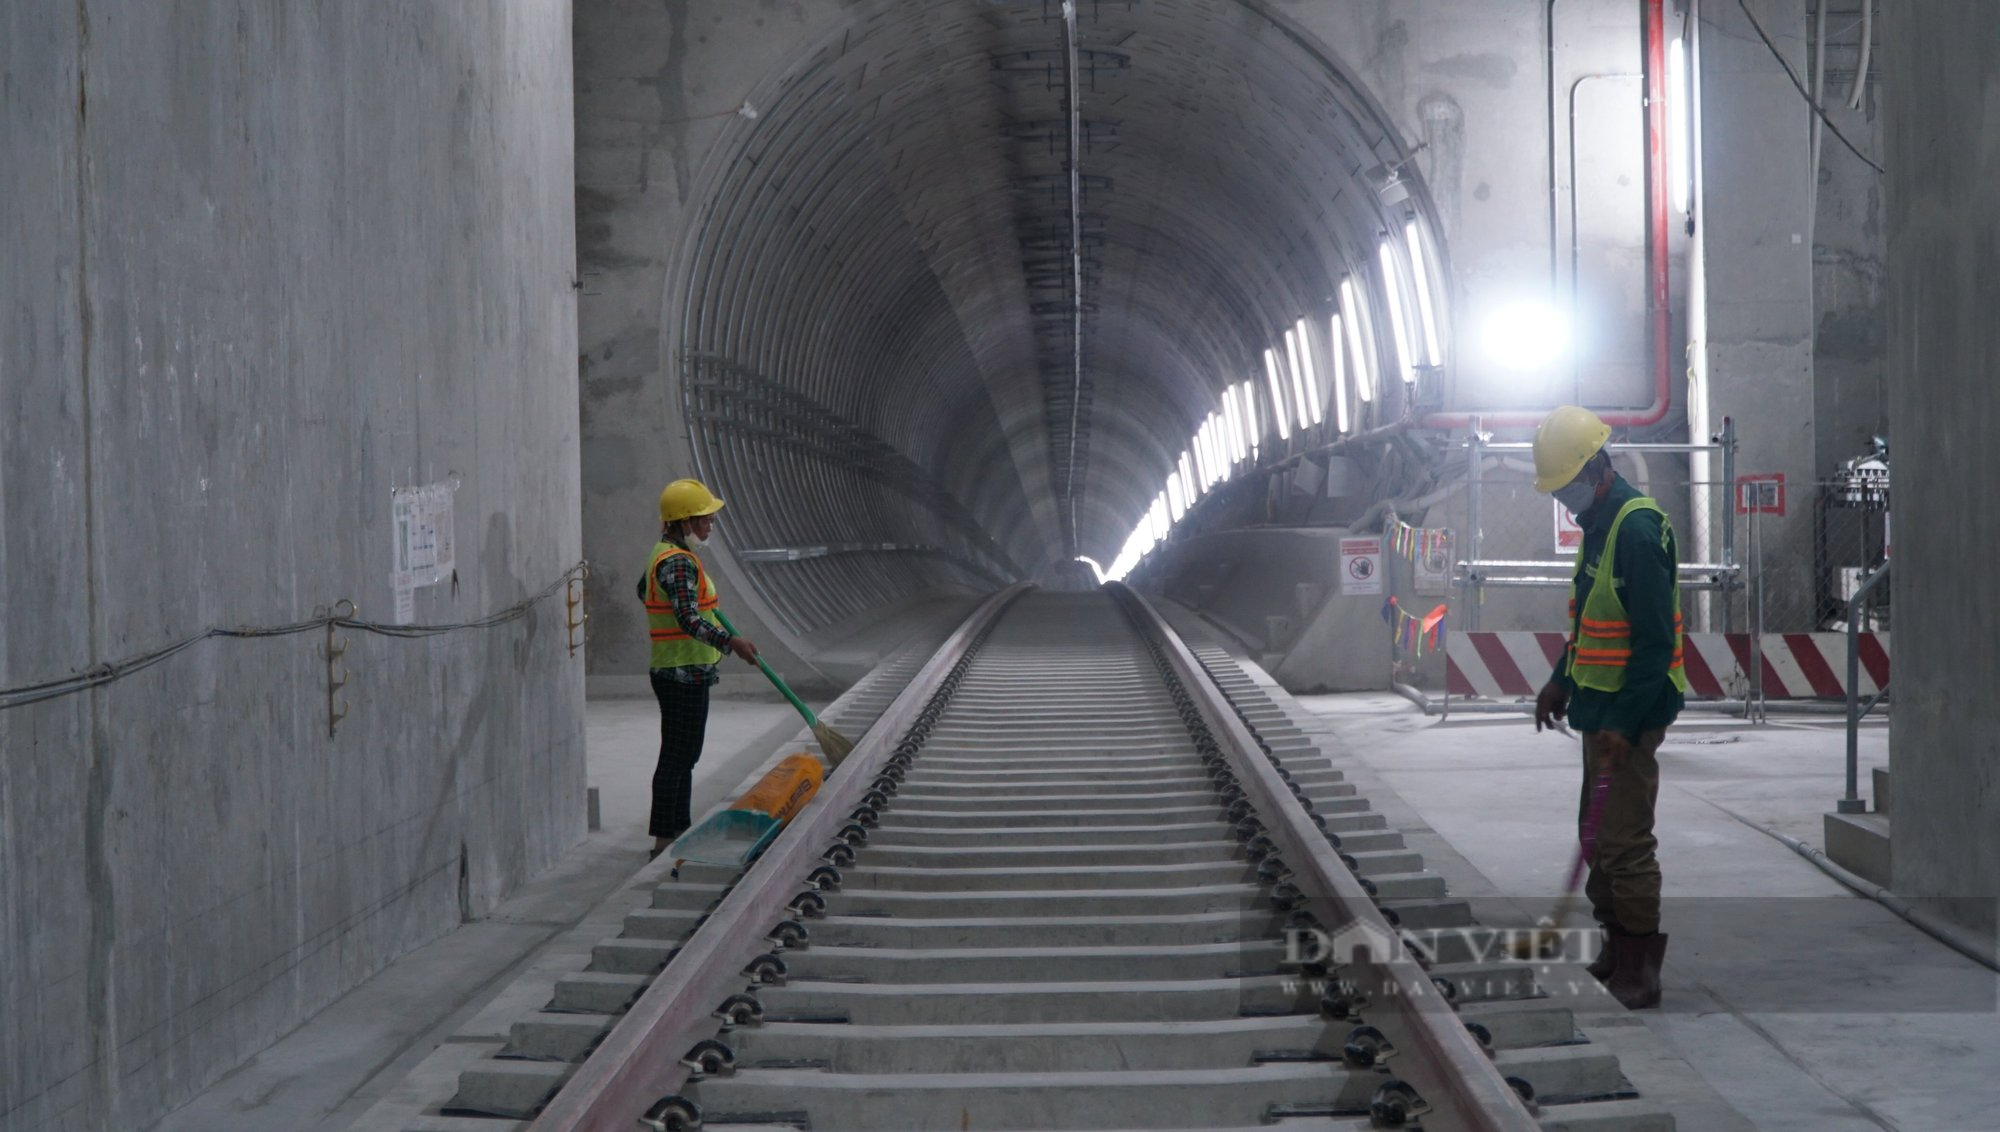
[668,0,1442,638]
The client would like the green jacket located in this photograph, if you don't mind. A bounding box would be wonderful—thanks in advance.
[1549,475,1685,739]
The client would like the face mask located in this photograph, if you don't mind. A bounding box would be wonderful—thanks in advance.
[1553,476,1598,517]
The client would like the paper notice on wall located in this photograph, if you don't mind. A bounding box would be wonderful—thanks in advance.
[1339,537,1383,596]
[391,479,458,624]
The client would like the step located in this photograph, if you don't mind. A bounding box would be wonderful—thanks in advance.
[782,940,1288,983]
[549,971,652,1013]
[723,1015,1334,1073]
[806,910,1284,949]
[1824,810,1891,888]
[884,788,1221,812]
[834,861,1255,892]
[500,1011,613,1062]
[854,841,1246,869]
[446,1060,570,1121]
[877,805,1224,829]
[827,883,1267,919]
[589,937,677,975]
[686,1063,1366,1130]
[865,820,1248,848]
[756,974,1305,1025]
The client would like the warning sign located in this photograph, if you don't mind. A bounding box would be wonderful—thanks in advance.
[1340,537,1383,596]
[1413,530,1453,596]
[1554,501,1583,554]
[1736,473,1786,516]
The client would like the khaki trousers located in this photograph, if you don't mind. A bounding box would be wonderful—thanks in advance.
[1579,728,1666,935]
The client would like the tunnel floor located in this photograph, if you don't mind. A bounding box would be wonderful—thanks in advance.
[152,646,1986,1132]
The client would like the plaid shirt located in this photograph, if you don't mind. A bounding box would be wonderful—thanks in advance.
[639,540,733,684]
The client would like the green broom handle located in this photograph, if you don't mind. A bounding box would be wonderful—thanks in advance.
[713,610,820,727]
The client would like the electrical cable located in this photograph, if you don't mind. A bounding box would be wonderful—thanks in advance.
[0,561,588,712]
[1734,0,1885,175]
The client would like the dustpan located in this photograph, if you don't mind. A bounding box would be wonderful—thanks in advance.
[667,808,785,868]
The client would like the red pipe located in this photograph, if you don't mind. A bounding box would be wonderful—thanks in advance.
[1424,0,1673,432]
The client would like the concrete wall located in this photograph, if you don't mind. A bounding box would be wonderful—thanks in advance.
[1692,0,1820,626]
[1135,528,1388,694]
[1809,23,1888,478]
[0,4,584,1129]
[1882,3,1998,933]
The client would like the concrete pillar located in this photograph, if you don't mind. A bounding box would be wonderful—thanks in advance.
[1882,3,2000,934]
[1692,0,1819,628]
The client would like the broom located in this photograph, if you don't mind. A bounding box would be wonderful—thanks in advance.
[713,610,856,766]
[1512,772,1612,960]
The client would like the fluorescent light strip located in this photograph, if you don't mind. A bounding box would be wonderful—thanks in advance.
[1168,472,1185,520]
[1282,329,1311,429]
[1379,242,1416,385]
[1262,348,1292,439]
[1330,314,1352,434]
[1219,396,1234,465]
[1233,386,1249,461]
[1244,380,1261,456]
[1339,279,1373,404]
[1404,221,1444,367]
[1294,318,1325,425]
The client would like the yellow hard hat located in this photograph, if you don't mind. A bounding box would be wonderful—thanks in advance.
[659,478,725,523]
[1531,406,1612,492]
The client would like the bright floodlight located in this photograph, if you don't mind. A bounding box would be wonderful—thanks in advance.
[1482,300,1569,371]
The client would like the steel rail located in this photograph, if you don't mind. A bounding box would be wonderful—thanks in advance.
[528,583,1031,1132]
[1107,582,1543,1132]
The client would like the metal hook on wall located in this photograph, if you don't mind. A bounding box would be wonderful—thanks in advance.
[565,564,592,658]
[323,598,356,737]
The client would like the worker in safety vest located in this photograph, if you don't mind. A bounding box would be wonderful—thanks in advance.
[637,478,758,858]
[1530,406,1684,1010]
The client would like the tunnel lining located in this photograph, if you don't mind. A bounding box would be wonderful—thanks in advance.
[665,0,1450,640]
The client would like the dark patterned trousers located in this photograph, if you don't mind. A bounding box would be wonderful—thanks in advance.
[649,673,712,840]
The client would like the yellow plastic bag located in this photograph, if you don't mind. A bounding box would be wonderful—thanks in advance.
[730,753,824,824]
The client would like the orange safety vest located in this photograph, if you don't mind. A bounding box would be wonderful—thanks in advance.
[1564,498,1689,694]
[642,541,723,669]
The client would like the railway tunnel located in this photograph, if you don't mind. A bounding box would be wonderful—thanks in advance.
[5,2,1999,1131]
[578,0,1461,676]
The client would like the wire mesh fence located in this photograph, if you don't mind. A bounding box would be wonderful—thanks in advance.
[1379,438,1891,706]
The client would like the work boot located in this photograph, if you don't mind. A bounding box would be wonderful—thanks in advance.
[1585,927,1616,983]
[1606,932,1667,1010]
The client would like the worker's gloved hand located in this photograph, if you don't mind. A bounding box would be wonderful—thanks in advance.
[728,636,760,666]
[1533,681,1569,732]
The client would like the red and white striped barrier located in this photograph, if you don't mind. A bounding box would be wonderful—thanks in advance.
[1445,631,1890,701]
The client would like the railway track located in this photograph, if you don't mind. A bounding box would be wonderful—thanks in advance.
[433,587,1674,1131]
